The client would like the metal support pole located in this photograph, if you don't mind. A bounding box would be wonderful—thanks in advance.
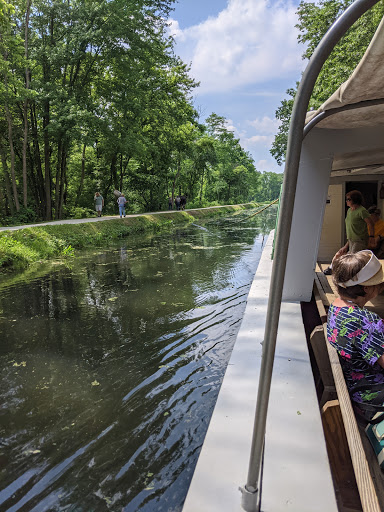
[240,1,380,509]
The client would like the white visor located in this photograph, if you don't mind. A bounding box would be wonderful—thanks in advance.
[338,250,382,287]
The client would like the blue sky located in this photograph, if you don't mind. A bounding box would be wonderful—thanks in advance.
[168,0,306,173]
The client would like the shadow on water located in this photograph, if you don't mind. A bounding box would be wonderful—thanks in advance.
[0,209,276,512]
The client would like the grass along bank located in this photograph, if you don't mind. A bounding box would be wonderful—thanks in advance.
[0,204,257,271]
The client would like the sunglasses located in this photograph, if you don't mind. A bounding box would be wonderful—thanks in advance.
[346,198,351,201]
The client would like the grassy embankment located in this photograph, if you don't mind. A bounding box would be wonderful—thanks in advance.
[0,204,257,272]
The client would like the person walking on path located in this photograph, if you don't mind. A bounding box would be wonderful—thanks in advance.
[175,196,181,211]
[117,194,127,218]
[168,196,173,210]
[94,192,104,217]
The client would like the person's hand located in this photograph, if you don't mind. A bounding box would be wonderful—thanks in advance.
[335,247,348,259]
[368,236,380,249]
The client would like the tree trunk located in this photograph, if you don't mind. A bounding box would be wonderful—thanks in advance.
[0,186,5,216]
[30,102,45,216]
[0,141,15,215]
[199,169,205,203]
[54,138,63,219]
[58,145,67,219]
[171,152,181,204]
[110,153,118,190]
[75,143,86,205]
[43,99,52,220]
[22,0,31,208]
[43,17,53,221]
[3,104,20,212]
[1,46,20,212]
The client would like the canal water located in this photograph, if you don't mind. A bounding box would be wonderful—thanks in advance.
[0,210,276,512]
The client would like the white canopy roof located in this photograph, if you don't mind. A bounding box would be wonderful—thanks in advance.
[305,16,384,130]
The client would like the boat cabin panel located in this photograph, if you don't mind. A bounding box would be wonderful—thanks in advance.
[318,184,343,263]
[283,126,384,302]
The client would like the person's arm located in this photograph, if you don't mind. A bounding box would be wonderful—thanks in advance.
[377,354,384,369]
[365,216,375,237]
[335,241,349,259]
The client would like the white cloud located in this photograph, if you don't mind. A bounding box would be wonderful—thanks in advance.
[225,118,236,133]
[256,159,270,172]
[168,19,185,42]
[169,0,304,94]
[246,135,275,146]
[247,116,280,134]
[256,159,282,173]
[238,116,279,154]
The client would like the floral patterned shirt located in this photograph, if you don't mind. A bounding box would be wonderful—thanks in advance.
[327,303,384,418]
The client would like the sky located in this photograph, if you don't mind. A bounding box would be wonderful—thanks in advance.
[168,0,307,173]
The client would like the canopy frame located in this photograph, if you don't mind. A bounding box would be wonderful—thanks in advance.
[240,1,382,510]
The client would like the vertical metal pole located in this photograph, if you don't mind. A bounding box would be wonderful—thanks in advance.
[240,1,380,510]
[271,185,283,260]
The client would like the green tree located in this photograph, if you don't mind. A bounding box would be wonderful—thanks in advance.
[205,113,259,203]
[271,0,384,165]
[255,172,283,202]
[0,0,181,220]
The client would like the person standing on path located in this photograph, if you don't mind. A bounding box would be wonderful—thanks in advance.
[117,194,127,218]
[94,192,104,217]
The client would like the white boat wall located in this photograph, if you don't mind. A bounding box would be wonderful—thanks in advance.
[183,7,384,512]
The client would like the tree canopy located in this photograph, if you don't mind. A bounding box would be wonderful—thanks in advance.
[0,0,281,225]
[270,0,384,166]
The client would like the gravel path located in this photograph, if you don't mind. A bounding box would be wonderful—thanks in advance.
[0,205,244,232]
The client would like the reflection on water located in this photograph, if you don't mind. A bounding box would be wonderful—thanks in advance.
[0,211,276,511]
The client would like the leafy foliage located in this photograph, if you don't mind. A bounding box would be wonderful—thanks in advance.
[0,0,281,224]
[271,0,384,164]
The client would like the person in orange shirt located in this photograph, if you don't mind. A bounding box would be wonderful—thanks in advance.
[368,206,384,257]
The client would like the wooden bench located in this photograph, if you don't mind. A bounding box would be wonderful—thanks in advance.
[312,282,384,512]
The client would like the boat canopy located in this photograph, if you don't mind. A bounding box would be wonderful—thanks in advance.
[277,11,384,301]
[305,16,384,131]
[304,16,384,174]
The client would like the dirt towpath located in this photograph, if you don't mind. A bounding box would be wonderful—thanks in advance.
[0,205,246,233]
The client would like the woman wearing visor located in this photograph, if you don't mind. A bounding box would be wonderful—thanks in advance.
[327,250,384,420]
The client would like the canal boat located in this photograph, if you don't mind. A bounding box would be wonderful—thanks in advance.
[183,1,384,511]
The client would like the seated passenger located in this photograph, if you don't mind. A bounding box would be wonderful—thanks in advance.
[327,250,384,421]
[368,205,384,258]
